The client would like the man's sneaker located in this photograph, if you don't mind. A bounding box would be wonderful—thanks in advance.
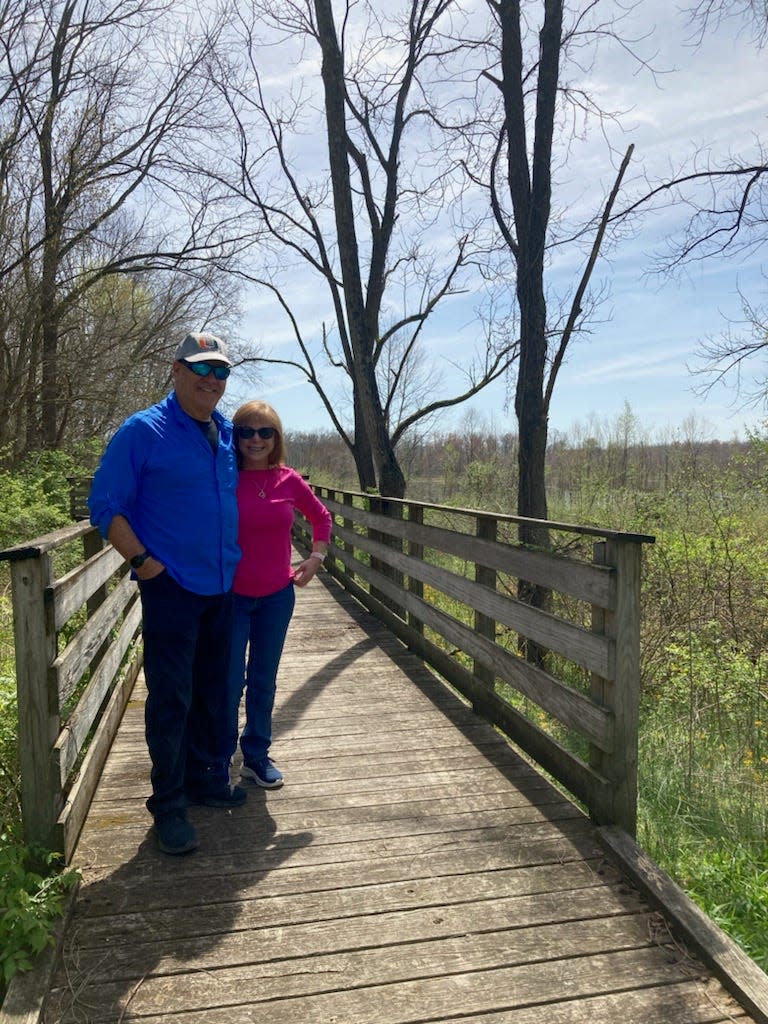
[154,810,198,855]
[241,757,284,789]
[187,784,247,808]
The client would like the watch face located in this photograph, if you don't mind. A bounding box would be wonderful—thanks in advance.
[130,552,148,568]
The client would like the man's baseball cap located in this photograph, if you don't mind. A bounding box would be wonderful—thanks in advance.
[174,332,232,366]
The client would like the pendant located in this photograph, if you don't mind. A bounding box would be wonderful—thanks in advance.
[258,487,266,499]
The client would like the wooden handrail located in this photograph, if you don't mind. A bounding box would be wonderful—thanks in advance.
[1,523,142,859]
[294,488,655,834]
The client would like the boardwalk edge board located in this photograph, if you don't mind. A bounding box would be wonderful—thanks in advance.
[597,825,768,1024]
[0,881,80,1024]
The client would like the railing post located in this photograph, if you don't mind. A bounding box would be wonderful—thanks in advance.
[369,495,405,619]
[474,514,497,693]
[342,490,354,582]
[406,502,424,636]
[10,550,61,852]
[591,538,642,835]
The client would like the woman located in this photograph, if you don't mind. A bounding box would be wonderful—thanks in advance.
[225,400,333,788]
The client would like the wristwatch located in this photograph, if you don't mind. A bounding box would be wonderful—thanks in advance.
[130,551,150,569]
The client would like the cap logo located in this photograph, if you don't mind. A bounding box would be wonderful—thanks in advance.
[198,337,218,350]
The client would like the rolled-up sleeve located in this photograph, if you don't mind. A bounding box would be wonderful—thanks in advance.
[88,420,145,539]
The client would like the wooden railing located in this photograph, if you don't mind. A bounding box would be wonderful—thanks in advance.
[0,523,141,860]
[294,488,655,835]
[2,490,652,857]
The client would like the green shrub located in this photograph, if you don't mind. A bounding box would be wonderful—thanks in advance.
[0,839,79,993]
[0,667,19,834]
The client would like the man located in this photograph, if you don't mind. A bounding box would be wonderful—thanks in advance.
[88,331,245,855]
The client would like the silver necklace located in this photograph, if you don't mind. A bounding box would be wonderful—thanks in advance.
[255,469,270,498]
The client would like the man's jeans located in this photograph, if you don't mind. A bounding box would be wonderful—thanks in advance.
[225,584,295,766]
[138,572,234,819]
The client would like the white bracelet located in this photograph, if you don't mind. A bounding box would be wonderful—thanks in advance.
[309,551,326,562]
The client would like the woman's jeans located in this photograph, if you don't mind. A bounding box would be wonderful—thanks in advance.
[225,583,296,766]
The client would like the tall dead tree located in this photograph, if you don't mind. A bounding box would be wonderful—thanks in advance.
[474,0,636,541]
[213,0,518,497]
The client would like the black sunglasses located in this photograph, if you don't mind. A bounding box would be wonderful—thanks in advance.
[237,426,276,440]
[180,359,231,380]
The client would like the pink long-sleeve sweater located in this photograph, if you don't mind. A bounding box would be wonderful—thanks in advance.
[233,466,333,598]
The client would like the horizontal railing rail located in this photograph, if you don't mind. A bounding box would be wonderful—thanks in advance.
[293,488,655,834]
[1,522,141,860]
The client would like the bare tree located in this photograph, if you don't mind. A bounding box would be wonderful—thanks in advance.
[691,289,768,408]
[465,0,638,550]
[0,0,250,455]
[686,0,768,45]
[211,0,518,497]
[619,1,768,406]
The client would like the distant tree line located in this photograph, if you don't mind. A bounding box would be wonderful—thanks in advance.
[288,423,759,513]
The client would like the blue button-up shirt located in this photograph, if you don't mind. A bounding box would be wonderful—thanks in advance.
[88,392,240,595]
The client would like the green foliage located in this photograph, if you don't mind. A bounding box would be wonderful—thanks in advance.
[0,663,20,834]
[0,838,79,992]
[0,447,81,549]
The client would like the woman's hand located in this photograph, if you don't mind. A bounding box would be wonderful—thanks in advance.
[293,555,323,587]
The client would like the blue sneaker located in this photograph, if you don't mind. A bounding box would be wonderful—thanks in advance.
[154,810,198,855]
[241,757,284,789]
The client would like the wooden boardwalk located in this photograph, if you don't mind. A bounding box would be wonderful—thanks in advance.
[43,572,753,1023]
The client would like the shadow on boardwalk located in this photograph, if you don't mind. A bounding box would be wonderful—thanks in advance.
[40,574,752,1023]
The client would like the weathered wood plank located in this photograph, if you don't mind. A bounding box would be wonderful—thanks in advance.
[10,552,60,850]
[59,857,608,955]
[599,826,768,1024]
[49,915,663,1020]
[50,544,126,631]
[330,546,614,749]
[74,827,604,917]
[0,520,93,562]
[50,948,738,1024]
[52,573,137,705]
[51,883,642,988]
[331,520,614,676]
[53,599,142,782]
[57,648,143,861]
[321,495,618,605]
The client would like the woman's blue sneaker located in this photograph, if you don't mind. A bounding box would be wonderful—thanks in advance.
[241,757,284,789]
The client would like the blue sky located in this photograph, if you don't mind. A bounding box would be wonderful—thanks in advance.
[226,1,768,444]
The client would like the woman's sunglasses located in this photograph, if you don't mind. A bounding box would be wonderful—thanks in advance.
[236,426,276,440]
[180,359,231,380]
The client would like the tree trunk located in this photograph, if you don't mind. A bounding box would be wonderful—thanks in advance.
[314,0,406,497]
[352,391,377,491]
[40,250,58,449]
